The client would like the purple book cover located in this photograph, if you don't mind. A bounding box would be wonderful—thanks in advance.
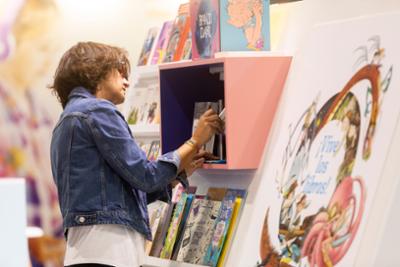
[150,20,174,65]
[190,0,220,60]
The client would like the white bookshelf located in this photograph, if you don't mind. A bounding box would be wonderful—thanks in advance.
[129,124,160,138]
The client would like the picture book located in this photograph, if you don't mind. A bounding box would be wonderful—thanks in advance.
[137,27,159,66]
[190,0,220,59]
[143,84,160,124]
[123,86,149,125]
[216,197,243,267]
[220,0,270,51]
[171,193,195,260]
[192,101,219,154]
[160,193,188,259]
[204,189,247,266]
[150,184,184,257]
[176,198,222,264]
[147,140,160,161]
[163,3,191,63]
[151,20,174,65]
[145,201,169,255]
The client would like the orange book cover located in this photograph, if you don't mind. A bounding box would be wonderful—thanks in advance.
[172,3,191,61]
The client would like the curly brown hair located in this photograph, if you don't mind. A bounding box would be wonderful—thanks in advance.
[49,41,130,108]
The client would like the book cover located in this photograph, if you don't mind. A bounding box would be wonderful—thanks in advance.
[190,0,220,59]
[216,197,242,267]
[171,193,195,260]
[220,0,270,51]
[147,140,161,161]
[160,193,188,259]
[145,201,169,255]
[151,20,174,65]
[180,29,193,61]
[192,102,219,154]
[123,86,149,125]
[176,198,222,264]
[163,3,191,63]
[150,184,184,257]
[204,189,247,266]
[137,27,159,66]
[144,84,160,124]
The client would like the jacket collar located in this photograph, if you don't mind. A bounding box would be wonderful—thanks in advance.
[68,87,96,100]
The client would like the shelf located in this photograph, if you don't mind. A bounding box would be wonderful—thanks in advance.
[159,55,292,169]
[129,124,160,138]
[144,256,208,267]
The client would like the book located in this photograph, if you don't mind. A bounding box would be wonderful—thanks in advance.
[192,102,219,154]
[163,3,191,63]
[190,0,220,59]
[151,20,174,65]
[216,197,243,267]
[171,193,195,260]
[144,84,160,124]
[147,140,161,161]
[160,193,188,259]
[176,198,222,264]
[220,0,270,51]
[123,86,149,125]
[203,189,247,266]
[145,201,169,255]
[149,184,185,257]
[137,27,159,66]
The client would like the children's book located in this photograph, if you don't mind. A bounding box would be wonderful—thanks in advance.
[123,86,149,125]
[171,193,195,260]
[137,27,159,66]
[145,201,169,255]
[151,20,174,65]
[176,198,222,264]
[147,140,161,161]
[220,0,270,51]
[149,184,185,257]
[160,193,188,259]
[192,102,219,154]
[163,3,191,63]
[143,84,160,124]
[203,189,246,266]
[216,197,243,267]
[190,0,220,59]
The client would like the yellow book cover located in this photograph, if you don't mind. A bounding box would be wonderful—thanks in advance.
[216,197,242,267]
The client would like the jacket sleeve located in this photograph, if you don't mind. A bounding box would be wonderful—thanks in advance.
[87,101,180,193]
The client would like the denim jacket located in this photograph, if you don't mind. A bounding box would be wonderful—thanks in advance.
[50,87,182,240]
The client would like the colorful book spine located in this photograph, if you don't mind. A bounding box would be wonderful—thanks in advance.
[190,0,220,59]
[160,193,188,259]
[216,197,243,267]
[137,27,159,66]
[171,193,195,260]
[220,0,270,51]
[173,3,191,61]
[151,20,174,65]
[204,189,246,266]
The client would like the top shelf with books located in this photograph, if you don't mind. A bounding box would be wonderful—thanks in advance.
[159,55,292,170]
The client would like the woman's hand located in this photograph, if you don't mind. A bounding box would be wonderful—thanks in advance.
[184,150,219,176]
[192,108,224,147]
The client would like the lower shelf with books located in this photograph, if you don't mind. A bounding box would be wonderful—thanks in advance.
[145,183,247,267]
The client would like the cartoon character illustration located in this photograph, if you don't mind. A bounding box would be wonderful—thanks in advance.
[257,37,392,267]
[226,0,265,50]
